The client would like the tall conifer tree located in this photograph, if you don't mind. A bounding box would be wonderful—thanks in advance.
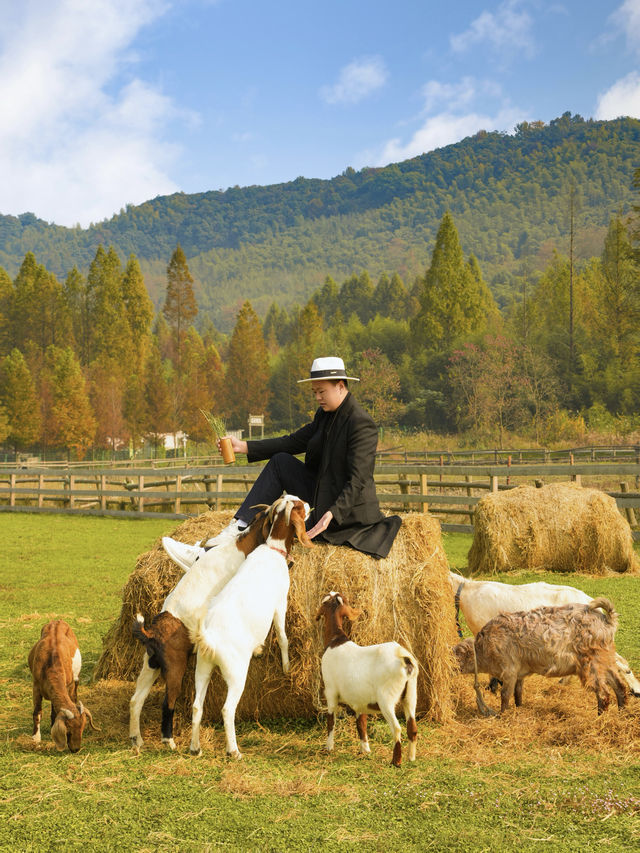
[224,301,269,427]
[163,244,198,377]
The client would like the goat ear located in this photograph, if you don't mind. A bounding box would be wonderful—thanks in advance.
[292,507,314,548]
[51,713,68,751]
[343,605,362,622]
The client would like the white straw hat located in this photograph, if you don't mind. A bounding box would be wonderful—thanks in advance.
[297,356,359,383]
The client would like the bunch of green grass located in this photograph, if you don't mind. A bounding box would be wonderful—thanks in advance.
[200,409,227,441]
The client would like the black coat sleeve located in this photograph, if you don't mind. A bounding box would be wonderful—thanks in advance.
[245,416,317,463]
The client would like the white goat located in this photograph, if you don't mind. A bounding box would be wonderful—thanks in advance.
[129,509,270,750]
[189,494,312,758]
[449,570,640,696]
[316,592,418,767]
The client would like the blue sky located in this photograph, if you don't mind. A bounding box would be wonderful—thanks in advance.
[1,0,638,227]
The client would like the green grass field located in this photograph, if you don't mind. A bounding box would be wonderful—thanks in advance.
[0,513,639,852]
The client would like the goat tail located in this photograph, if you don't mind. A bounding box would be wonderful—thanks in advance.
[396,645,419,677]
[190,621,217,662]
[131,613,166,673]
[588,597,618,629]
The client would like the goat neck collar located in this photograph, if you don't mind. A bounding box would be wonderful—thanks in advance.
[267,540,289,559]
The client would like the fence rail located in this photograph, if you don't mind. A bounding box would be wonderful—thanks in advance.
[2,460,640,537]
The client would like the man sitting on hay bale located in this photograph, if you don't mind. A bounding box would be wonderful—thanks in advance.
[163,357,401,565]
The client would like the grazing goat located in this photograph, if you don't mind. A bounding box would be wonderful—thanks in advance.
[316,592,418,767]
[129,509,270,750]
[189,494,312,758]
[453,598,628,715]
[449,570,640,696]
[28,620,98,752]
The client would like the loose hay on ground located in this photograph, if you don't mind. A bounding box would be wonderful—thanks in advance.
[468,482,640,576]
[95,511,457,725]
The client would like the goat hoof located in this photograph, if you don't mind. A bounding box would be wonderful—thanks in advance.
[391,760,402,769]
[227,750,243,760]
[189,747,202,757]
[130,736,143,749]
[162,737,176,751]
[252,645,264,658]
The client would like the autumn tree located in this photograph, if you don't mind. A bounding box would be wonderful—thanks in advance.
[269,302,323,427]
[356,348,403,426]
[44,346,96,458]
[11,253,72,354]
[163,244,198,377]
[0,348,41,450]
[0,267,13,357]
[224,301,270,428]
[143,339,172,452]
[122,254,154,373]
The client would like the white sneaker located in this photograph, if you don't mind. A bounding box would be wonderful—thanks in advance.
[161,537,205,572]
[202,518,246,548]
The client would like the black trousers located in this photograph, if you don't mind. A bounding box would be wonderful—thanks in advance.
[235,453,317,525]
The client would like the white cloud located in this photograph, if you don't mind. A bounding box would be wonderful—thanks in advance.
[595,70,640,119]
[0,0,193,226]
[377,107,525,165]
[421,77,503,113]
[610,0,640,51]
[320,56,388,105]
[450,0,535,59]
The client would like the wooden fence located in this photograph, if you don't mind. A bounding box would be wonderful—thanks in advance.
[2,461,640,536]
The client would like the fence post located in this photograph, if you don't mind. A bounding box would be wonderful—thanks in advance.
[100,474,107,511]
[174,475,182,514]
[138,475,145,513]
[38,474,44,508]
[619,481,637,527]
[465,474,474,524]
[420,473,427,513]
[9,473,15,507]
[490,475,498,493]
[216,473,223,511]
[69,474,75,509]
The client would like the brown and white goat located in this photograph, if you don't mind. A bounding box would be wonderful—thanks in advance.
[28,620,98,752]
[130,508,271,750]
[189,495,312,758]
[453,598,628,716]
[316,592,418,767]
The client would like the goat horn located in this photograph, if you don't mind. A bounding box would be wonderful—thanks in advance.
[83,706,101,732]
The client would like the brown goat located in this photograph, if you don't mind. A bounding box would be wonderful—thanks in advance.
[453,598,628,716]
[28,620,98,752]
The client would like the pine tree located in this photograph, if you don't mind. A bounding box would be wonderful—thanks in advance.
[311,276,339,325]
[0,348,41,450]
[90,357,126,451]
[180,327,213,443]
[0,267,13,357]
[373,272,409,320]
[224,301,270,427]
[340,271,375,323]
[163,244,198,377]
[122,254,154,373]
[64,267,90,365]
[87,246,132,371]
[11,253,72,354]
[44,346,96,458]
[410,212,496,352]
[143,339,172,451]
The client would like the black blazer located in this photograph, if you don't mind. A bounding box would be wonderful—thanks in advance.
[246,392,401,558]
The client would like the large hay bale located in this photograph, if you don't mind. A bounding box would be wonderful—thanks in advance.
[95,511,457,723]
[468,482,640,575]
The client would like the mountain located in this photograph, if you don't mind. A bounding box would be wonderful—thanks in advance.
[1,112,638,331]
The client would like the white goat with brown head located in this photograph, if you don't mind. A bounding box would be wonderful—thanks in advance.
[316,592,418,767]
[189,494,313,758]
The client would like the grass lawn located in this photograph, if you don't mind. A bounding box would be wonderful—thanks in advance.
[0,513,639,852]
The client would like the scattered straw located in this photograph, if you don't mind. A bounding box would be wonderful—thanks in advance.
[94,511,457,724]
[468,483,640,575]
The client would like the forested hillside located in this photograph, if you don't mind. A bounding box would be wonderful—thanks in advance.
[0,113,638,330]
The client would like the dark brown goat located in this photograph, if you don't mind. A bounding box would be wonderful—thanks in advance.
[28,620,98,752]
[454,598,627,715]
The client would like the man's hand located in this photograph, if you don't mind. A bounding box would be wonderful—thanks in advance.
[307,510,333,539]
[218,435,248,454]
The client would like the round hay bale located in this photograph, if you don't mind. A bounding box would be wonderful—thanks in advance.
[95,511,457,724]
[468,482,640,576]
